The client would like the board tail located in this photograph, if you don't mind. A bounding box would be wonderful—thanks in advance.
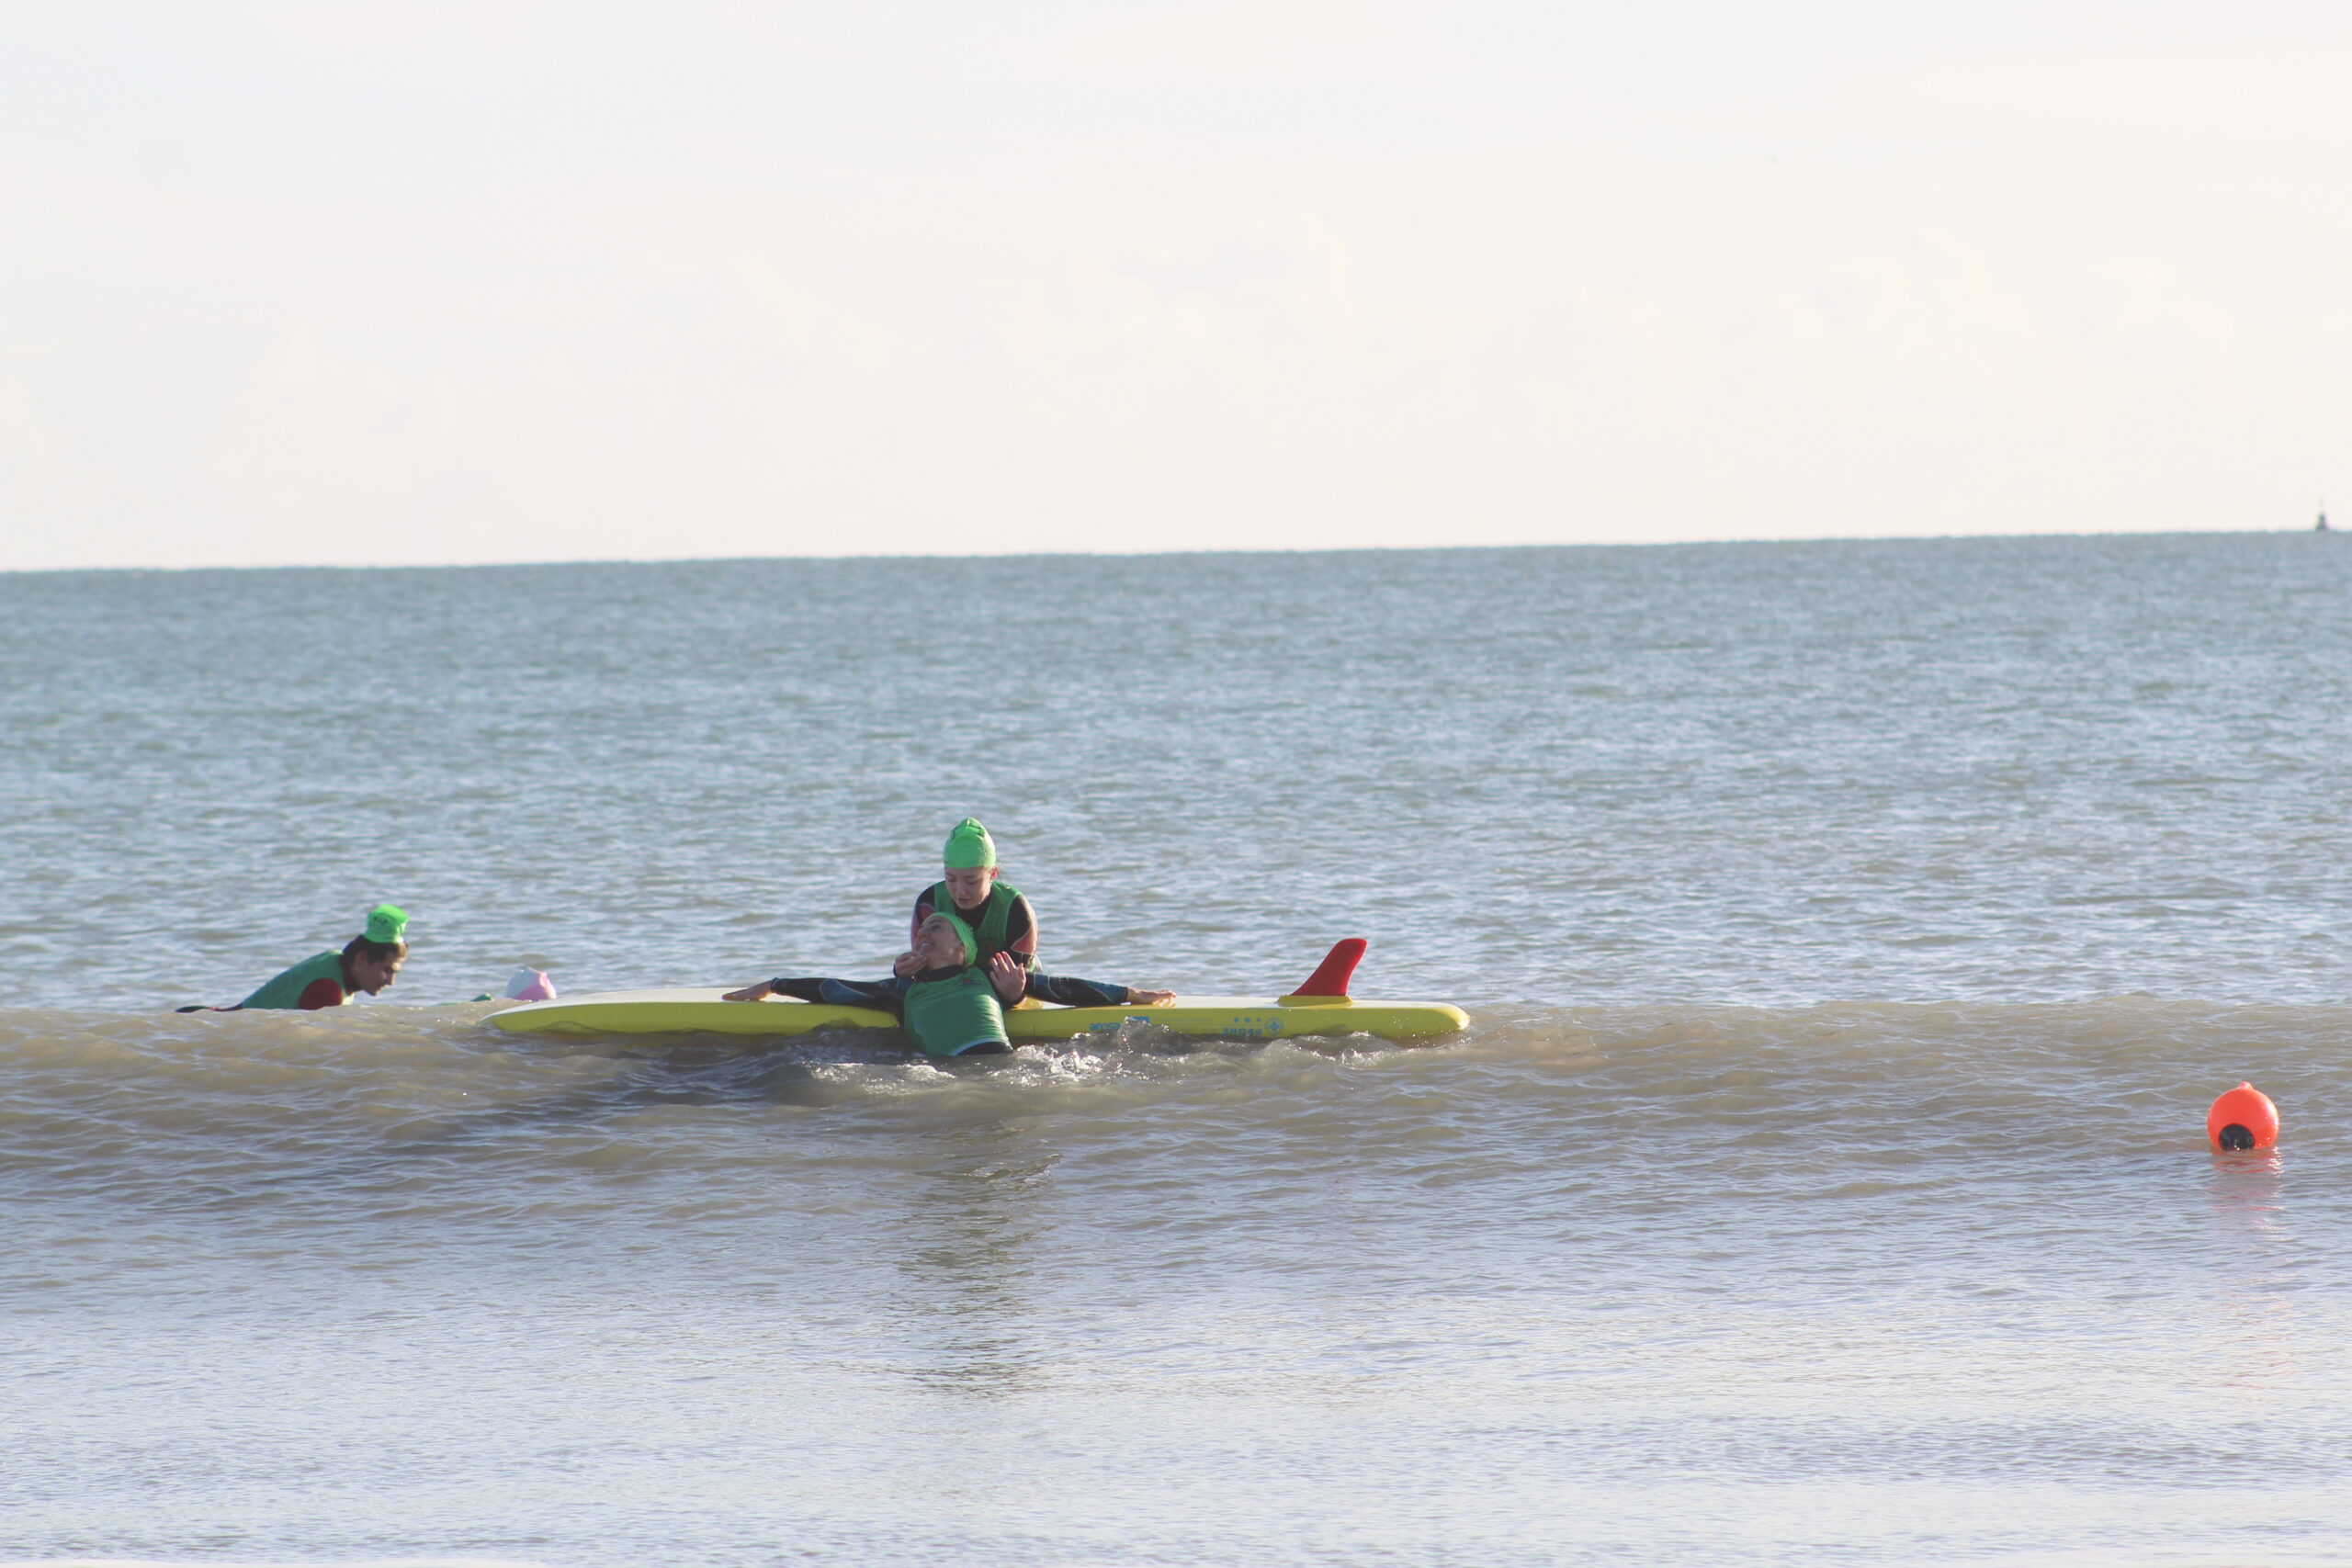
[1282,939,1366,1002]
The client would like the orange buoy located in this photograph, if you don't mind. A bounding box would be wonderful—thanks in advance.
[2207,1082,2279,1152]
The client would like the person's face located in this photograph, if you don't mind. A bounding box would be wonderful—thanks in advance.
[916,918,967,970]
[351,948,405,995]
[943,864,996,908]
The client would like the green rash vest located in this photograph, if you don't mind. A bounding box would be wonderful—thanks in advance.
[240,951,352,1011]
[901,966,1011,1058]
[923,880,1023,962]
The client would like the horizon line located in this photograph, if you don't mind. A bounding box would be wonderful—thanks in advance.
[5,521,2328,577]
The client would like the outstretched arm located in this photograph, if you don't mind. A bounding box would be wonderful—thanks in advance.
[741,975,910,1010]
[1023,971,1173,1008]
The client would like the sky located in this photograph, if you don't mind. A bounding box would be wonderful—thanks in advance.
[2,0,2348,570]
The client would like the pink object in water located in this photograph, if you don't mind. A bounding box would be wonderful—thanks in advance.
[503,968,559,1002]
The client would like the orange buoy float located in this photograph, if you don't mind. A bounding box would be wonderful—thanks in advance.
[2207,1082,2279,1152]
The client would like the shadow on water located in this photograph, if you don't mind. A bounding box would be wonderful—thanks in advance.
[425,1018,1309,1136]
[880,1123,1059,1400]
[186,1029,938,1201]
[357,1032,876,1143]
[342,1026,1107,1173]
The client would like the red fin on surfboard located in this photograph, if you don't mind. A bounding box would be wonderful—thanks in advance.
[1286,939,1366,999]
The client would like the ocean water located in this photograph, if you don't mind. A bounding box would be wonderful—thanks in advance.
[2,534,2349,1565]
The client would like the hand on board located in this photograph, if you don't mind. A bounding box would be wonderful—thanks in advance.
[722,982,775,1002]
[1129,989,1175,1006]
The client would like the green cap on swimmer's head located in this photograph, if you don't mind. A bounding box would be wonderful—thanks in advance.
[362,903,409,946]
[924,909,978,966]
[943,817,998,870]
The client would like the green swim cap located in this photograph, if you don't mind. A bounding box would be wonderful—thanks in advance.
[363,904,409,946]
[942,817,998,870]
[924,909,978,966]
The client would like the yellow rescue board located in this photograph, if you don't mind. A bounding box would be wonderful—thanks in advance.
[486,987,1468,1044]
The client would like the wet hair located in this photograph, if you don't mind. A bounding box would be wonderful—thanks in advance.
[343,935,407,964]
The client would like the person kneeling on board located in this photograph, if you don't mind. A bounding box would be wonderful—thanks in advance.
[722,910,1173,1058]
[178,904,410,1012]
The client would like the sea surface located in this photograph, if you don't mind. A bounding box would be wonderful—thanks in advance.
[1,534,2349,1566]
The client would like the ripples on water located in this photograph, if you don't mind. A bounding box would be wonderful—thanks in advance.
[2,1000,2346,1564]
[3,536,2350,1564]
[4,533,2348,1010]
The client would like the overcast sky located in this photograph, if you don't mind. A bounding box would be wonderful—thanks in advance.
[3,1,2347,569]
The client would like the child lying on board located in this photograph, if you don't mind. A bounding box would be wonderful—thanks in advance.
[723,910,1174,1058]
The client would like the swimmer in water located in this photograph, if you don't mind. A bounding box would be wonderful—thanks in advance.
[180,904,409,1011]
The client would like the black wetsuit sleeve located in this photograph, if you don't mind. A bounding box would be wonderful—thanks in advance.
[1023,972,1136,1008]
[1006,895,1038,970]
[771,976,908,1011]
